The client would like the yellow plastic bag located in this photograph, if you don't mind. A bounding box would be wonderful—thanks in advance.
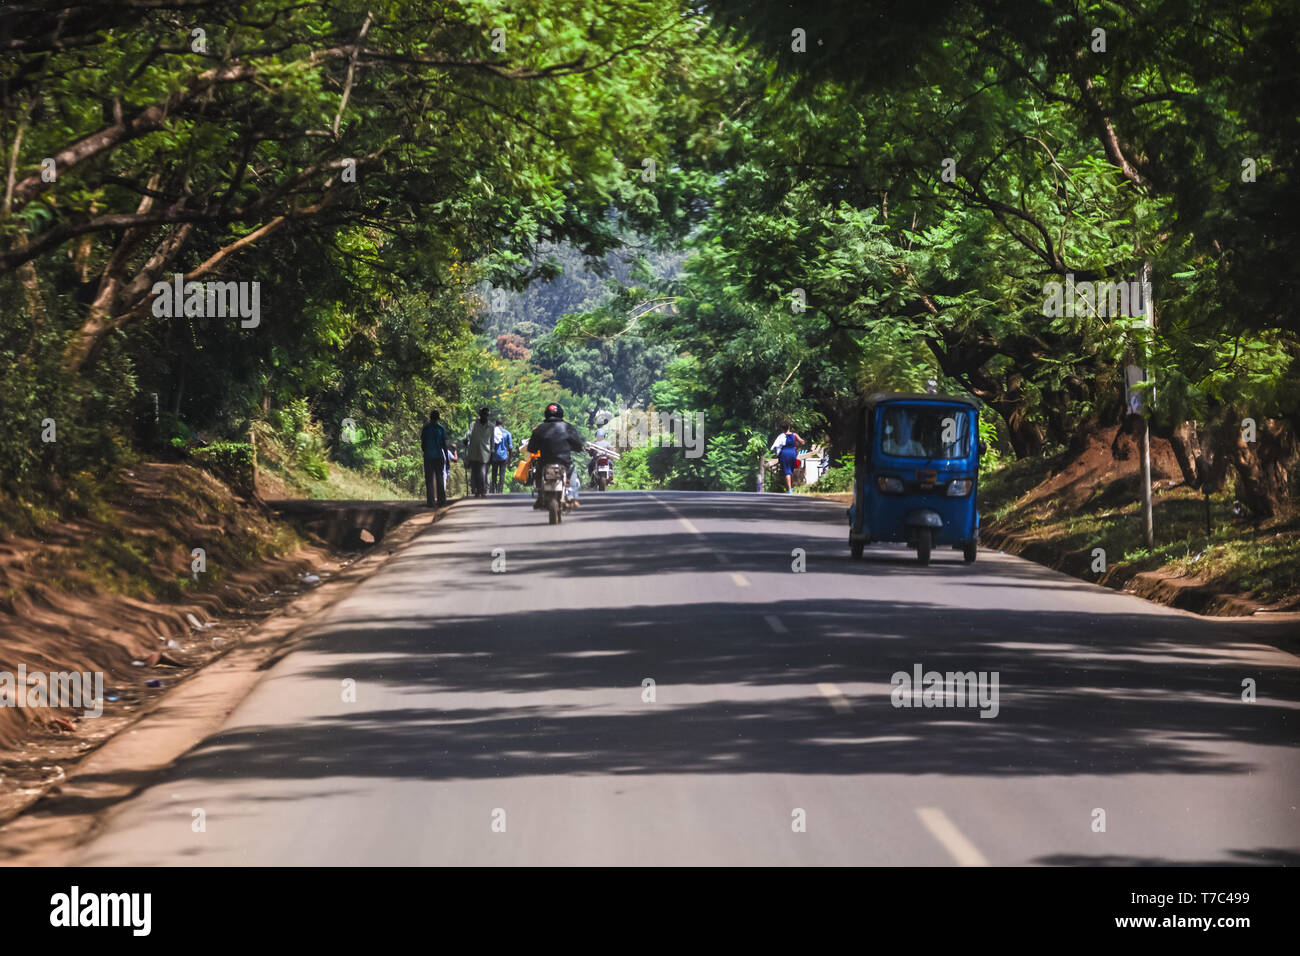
[514,455,534,483]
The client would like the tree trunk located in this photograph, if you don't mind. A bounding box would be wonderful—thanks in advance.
[18,259,42,319]
[1230,417,1296,519]
[1163,420,1203,487]
[170,359,187,416]
[987,396,1043,459]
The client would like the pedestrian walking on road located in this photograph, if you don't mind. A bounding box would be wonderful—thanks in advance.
[420,410,449,507]
[462,407,495,498]
[770,423,806,493]
[489,418,513,494]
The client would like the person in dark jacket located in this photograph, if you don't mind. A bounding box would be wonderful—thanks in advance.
[526,402,585,509]
[420,410,449,507]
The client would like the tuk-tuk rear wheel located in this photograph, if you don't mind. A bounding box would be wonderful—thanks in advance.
[963,540,977,563]
[916,529,932,566]
[850,540,864,559]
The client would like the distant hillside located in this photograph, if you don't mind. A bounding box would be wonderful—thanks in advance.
[480,241,685,341]
[480,241,686,412]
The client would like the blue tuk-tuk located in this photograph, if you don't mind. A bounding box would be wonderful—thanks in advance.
[847,393,984,565]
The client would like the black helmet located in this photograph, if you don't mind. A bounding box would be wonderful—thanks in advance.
[544,402,563,421]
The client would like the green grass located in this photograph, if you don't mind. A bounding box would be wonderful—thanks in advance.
[980,457,1299,608]
[1164,532,1299,605]
[2,460,309,608]
[294,462,406,501]
[249,420,404,500]
[0,467,129,539]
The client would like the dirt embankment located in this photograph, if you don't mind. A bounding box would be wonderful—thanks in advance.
[0,464,333,778]
[980,425,1298,615]
[1009,425,1184,511]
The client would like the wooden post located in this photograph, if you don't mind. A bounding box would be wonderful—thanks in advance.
[249,427,258,494]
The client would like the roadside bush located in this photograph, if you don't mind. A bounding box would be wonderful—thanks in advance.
[381,453,425,493]
[336,425,384,475]
[811,454,855,493]
[979,410,1006,476]
[0,296,137,501]
[610,444,653,489]
[192,442,256,495]
[663,430,752,491]
[272,398,330,480]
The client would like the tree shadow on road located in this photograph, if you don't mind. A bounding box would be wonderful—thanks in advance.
[138,594,1297,789]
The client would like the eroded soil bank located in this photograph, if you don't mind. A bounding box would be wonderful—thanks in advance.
[978,427,1298,615]
[0,463,389,818]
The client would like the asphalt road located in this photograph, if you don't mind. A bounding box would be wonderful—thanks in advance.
[69,491,1300,865]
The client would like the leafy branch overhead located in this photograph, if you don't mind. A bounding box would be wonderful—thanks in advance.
[1,0,1295,517]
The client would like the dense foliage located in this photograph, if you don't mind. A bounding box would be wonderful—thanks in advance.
[0,0,724,500]
[576,0,1298,507]
[2,0,1295,511]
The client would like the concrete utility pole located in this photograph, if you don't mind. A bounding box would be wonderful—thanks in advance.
[1123,362,1153,547]
[1141,262,1156,548]
[1129,262,1155,549]
[1138,404,1154,548]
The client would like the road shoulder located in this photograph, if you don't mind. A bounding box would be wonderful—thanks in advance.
[0,504,452,865]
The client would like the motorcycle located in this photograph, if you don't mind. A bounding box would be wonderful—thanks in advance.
[538,461,575,524]
[590,454,614,491]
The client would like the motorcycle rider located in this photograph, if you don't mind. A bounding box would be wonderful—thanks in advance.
[587,427,614,488]
[526,402,585,510]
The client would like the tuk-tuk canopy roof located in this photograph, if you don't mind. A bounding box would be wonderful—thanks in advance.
[863,392,980,410]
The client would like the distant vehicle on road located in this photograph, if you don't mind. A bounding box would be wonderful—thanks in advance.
[586,429,618,491]
[847,392,986,565]
[590,453,614,490]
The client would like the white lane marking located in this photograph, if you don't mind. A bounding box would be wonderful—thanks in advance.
[763,614,788,634]
[916,807,990,866]
[730,572,750,587]
[816,682,852,714]
[655,493,733,569]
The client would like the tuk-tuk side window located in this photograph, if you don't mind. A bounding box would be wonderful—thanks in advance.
[879,406,971,459]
